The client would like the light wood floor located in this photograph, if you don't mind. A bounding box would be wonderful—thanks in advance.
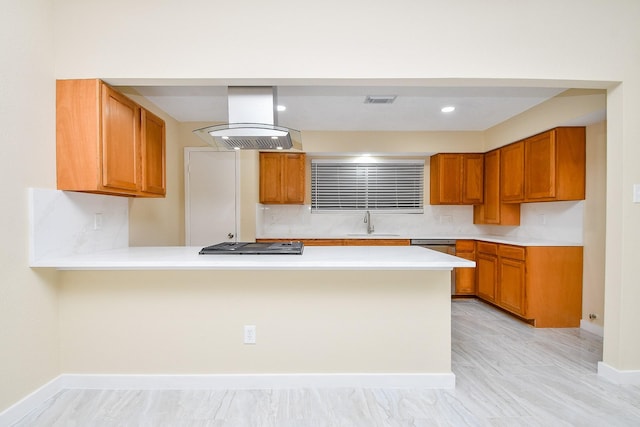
[13,299,640,426]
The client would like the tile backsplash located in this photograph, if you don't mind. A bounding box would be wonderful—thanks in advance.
[29,188,128,264]
[257,200,584,244]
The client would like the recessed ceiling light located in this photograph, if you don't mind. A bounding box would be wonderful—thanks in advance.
[222,136,230,139]
[233,147,240,150]
[276,146,283,150]
[441,106,456,113]
[276,105,286,112]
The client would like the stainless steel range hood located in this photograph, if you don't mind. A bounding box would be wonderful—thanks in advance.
[193,87,302,151]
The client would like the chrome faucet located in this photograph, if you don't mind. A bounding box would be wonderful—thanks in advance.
[364,210,375,234]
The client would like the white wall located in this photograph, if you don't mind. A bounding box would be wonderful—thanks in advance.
[0,0,60,413]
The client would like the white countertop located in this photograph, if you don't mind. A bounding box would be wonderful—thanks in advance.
[257,234,583,246]
[31,245,475,271]
[416,235,582,246]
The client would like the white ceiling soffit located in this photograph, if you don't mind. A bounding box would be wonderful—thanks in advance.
[132,86,568,131]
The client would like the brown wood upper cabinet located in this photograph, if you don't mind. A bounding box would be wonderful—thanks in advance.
[430,153,483,205]
[259,152,306,204]
[56,79,166,197]
[500,127,585,203]
[473,149,520,225]
[140,109,166,195]
[500,141,525,202]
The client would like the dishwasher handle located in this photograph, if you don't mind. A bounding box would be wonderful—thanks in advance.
[410,239,456,245]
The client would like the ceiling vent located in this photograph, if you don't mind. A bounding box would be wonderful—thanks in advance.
[193,87,302,151]
[364,95,397,104]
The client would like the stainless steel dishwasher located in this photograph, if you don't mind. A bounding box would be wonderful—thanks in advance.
[411,239,457,294]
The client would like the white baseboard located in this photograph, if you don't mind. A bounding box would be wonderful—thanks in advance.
[0,372,455,425]
[598,362,640,385]
[0,376,64,427]
[580,319,604,337]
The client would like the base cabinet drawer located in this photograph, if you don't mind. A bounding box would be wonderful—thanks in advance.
[499,244,526,261]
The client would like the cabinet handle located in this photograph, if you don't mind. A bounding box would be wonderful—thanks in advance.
[228,233,235,239]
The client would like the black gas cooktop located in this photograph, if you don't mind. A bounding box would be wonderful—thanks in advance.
[199,241,304,255]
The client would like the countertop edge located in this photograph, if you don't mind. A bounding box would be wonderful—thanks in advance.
[30,246,476,271]
[256,235,583,246]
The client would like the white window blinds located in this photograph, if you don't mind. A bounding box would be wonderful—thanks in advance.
[311,159,424,213]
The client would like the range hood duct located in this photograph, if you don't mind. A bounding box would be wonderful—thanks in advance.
[193,87,302,151]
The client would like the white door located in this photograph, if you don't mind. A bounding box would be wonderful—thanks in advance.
[185,148,238,246]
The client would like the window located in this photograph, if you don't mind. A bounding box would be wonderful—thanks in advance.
[311,159,424,213]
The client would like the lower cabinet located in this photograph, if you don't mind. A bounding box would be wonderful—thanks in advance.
[454,240,476,295]
[476,242,498,302]
[476,241,583,327]
[497,245,526,316]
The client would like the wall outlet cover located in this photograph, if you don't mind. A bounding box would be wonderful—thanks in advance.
[244,325,256,344]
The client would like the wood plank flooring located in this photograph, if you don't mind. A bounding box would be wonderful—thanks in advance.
[13,299,640,426]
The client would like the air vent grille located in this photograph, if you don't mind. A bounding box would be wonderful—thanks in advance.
[364,95,397,104]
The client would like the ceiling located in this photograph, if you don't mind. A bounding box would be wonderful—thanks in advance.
[130,85,570,132]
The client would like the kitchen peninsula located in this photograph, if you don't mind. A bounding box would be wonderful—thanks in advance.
[29,188,472,389]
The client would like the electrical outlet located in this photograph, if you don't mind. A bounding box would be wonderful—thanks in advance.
[440,215,453,224]
[94,213,103,230]
[244,325,256,344]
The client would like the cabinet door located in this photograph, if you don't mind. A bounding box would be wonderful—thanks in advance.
[476,252,498,302]
[462,154,484,204]
[481,149,500,224]
[525,130,556,200]
[473,149,520,225]
[498,257,526,316]
[141,109,166,196]
[430,154,462,204]
[260,152,305,204]
[282,153,306,203]
[500,141,525,202]
[259,152,283,203]
[455,250,476,295]
[101,84,140,192]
